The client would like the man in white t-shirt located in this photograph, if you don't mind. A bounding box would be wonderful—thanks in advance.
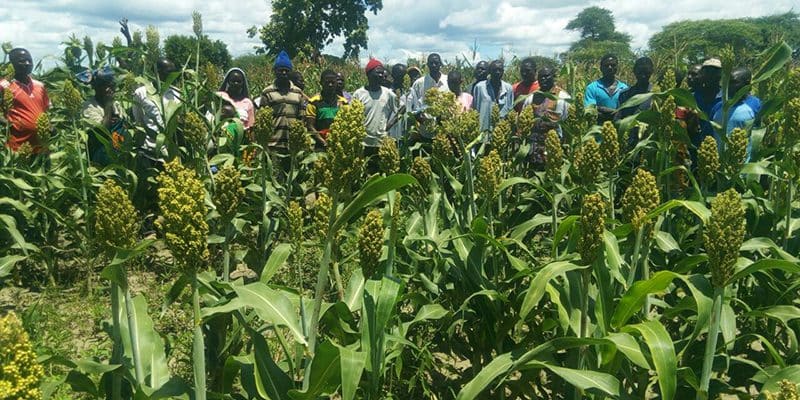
[352,58,399,153]
[407,53,449,140]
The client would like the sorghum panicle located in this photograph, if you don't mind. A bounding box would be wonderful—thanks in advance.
[574,137,602,185]
[327,100,367,194]
[445,110,480,142]
[725,127,748,175]
[1,87,14,115]
[490,104,500,129]
[156,159,210,272]
[287,200,304,247]
[61,80,83,117]
[182,111,208,151]
[252,106,275,149]
[657,96,677,140]
[377,136,400,175]
[145,25,161,61]
[491,118,511,154]
[313,192,332,242]
[599,121,620,171]
[192,11,203,37]
[425,88,459,124]
[95,179,139,256]
[410,156,433,189]
[0,312,44,400]
[212,165,244,220]
[764,380,799,400]
[659,68,676,90]
[698,136,720,185]
[287,119,312,155]
[432,132,456,166]
[35,112,52,146]
[476,149,503,200]
[704,188,745,288]
[201,62,221,93]
[544,129,563,180]
[358,209,384,278]
[517,105,535,136]
[82,36,94,60]
[579,193,606,264]
[621,169,660,231]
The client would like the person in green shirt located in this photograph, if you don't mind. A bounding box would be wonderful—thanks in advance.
[306,69,347,150]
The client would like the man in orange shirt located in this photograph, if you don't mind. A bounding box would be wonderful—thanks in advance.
[0,48,50,153]
[512,57,540,112]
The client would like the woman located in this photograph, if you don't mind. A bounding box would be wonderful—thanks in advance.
[217,68,255,129]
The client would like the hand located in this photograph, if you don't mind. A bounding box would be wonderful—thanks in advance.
[119,18,130,35]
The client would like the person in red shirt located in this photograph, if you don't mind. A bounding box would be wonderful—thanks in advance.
[1,48,50,153]
[512,57,540,112]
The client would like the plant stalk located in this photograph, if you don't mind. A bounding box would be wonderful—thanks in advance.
[627,227,645,288]
[123,279,145,386]
[110,281,122,400]
[192,274,207,400]
[697,285,725,400]
[784,180,793,249]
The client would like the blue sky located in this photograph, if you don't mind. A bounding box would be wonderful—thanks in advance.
[1,0,797,68]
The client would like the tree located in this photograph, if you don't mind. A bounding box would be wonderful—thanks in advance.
[248,0,383,60]
[163,34,232,70]
[564,6,633,63]
[649,12,800,65]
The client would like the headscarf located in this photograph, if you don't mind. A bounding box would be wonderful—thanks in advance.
[219,67,251,99]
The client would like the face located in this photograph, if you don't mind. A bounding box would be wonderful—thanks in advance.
[520,62,536,83]
[700,67,721,90]
[227,71,245,94]
[321,75,337,95]
[10,50,33,77]
[157,60,177,82]
[687,65,701,89]
[489,62,504,82]
[538,69,554,91]
[633,64,653,83]
[600,58,618,78]
[274,67,291,84]
[729,70,750,96]
[392,65,406,83]
[367,66,386,86]
[447,75,462,93]
[428,55,442,75]
[474,62,488,81]
[408,69,421,82]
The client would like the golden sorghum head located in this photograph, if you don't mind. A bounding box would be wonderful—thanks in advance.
[518,105,535,136]
[182,111,208,151]
[95,179,139,256]
[425,88,459,123]
[783,98,800,146]
[358,209,384,278]
[579,193,606,264]
[35,112,52,146]
[545,129,563,181]
[764,380,799,400]
[491,118,511,154]
[725,127,748,175]
[490,104,500,128]
[698,136,720,186]
[212,165,244,220]
[476,149,503,200]
[621,169,660,231]
[192,11,203,37]
[505,110,518,131]
[156,159,209,272]
[287,119,312,155]
[574,137,602,185]
[377,137,400,175]
[657,96,676,140]
[253,106,275,148]
[313,157,333,188]
[452,110,481,142]
[410,156,433,189]
[0,312,44,400]
[659,68,676,90]
[599,121,620,171]
[1,87,14,115]
[313,192,332,242]
[704,188,745,288]
[287,200,304,247]
[432,132,456,166]
[61,80,83,117]
[201,62,221,93]
[327,100,367,195]
[719,46,735,71]
[16,142,33,160]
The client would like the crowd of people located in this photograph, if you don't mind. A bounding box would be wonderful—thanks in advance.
[0,39,761,176]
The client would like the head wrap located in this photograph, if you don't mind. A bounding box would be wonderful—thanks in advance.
[219,67,250,99]
[365,58,383,74]
[274,50,293,70]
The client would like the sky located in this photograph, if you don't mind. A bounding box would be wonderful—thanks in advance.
[0,0,797,69]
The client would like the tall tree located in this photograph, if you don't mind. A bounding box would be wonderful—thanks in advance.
[564,6,632,63]
[249,0,383,60]
[163,34,232,70]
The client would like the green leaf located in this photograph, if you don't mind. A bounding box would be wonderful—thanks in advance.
[233,282,308,345]
[727,259,800,286]
[527,362,620,397]
[261,243,293,283]
[339,347,366,400]
[119,295,171,390]
[410,304,449,326]
[0,255,25,279]
[251,327,293,400]
[508,214,551,242]
[520,261,588,321]
[332,174,416,233]
[456,352,515,400]
[604,332,650,369]
[289,342,341,400]
[751,42,793,83]
[741,238,799,262]
[623,321,677,400]
[612,271,678,329]
[759,365,800,398]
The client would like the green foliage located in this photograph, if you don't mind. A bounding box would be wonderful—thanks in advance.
[163,34,232,70]
[565,6,633,63]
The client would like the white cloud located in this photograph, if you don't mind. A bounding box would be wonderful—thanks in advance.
[0,0,795,71]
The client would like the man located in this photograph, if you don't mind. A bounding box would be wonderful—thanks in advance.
[336,72,352,103]
[472,59,514,134]
[448,70,472,113]
[407,66,422,85]
[686,64,702,92]
[353,59,399,152]
[584,54,629,124]
[512,57,540,112]
[306,69,347,148]
[290,71,306,92]
[523,66,570,167]
[132,57,180,160]
[1,48,50,153]
[692,58,723,149]
[617,57,654,147]
[470,61,489,95]
[408,53,449,139]
[388,63,409,140]
[390,64,408,94]
[82,69,127,164]
[257,50,306,150]
[713,67,758,160]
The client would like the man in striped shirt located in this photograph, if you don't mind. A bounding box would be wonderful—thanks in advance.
[257,50,306,150]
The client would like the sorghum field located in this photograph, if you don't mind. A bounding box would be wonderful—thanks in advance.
[1,33,800,400]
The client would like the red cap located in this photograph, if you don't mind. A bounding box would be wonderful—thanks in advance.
[365,58,383,74]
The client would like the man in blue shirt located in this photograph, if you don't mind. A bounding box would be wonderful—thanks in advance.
[584,54,629,124]
[473,59,514,135]
[713,67,758,161]
[691,58,723,152]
